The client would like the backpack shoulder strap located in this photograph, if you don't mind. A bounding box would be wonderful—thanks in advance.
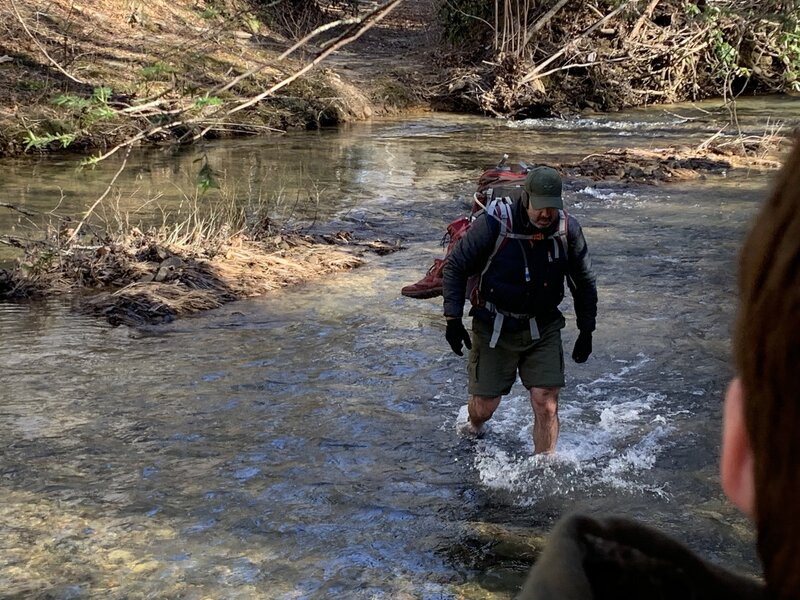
[559,209,569,242]
[547,209,569,259]
[477,197,515,284]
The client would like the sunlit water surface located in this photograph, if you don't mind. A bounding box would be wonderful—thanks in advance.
[3,96,799,599]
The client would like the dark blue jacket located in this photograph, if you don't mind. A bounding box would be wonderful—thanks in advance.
[442,198,597,332]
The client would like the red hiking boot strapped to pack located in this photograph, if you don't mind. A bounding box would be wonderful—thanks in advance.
[400,217,472,298]
[401,258,446,299]
[400,155,533,300]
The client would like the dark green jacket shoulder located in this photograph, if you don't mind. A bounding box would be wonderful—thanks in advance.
[518,514,765,600]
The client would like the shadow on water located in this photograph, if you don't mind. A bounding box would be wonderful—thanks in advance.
[2,98,795,598]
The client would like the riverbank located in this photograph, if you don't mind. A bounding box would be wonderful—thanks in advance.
[0,0,439,159]
[1,0,795,326]
[2,1,796,159]
[0,223,400,326]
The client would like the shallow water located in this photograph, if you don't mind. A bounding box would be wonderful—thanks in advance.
[2,97,798,598]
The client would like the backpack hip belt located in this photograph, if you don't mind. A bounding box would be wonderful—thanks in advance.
[484,301,540,349]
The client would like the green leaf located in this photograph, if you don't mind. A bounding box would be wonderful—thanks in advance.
[92,86,113,104]
[197,161,218,192]
[193,96,223,109]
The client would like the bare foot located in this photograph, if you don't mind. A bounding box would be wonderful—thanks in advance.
[458,419,486,439]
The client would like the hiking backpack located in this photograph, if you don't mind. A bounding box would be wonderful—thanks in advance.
[444,157,569,305]
[442,155,530,257]
[400,156,568,303]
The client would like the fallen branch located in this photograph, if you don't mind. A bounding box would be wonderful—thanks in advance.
[629,0,661,39]
[0,202,38,217]
[77,0,405,164]
[224,0,403,115]
[534,55,629,79]
[522,0,570,48]
[0,236,28,248]
[67,147,131,243]
[77,118,191,165]
[191,0,404,140]
[519,1,635,85]
[210,17,361,97]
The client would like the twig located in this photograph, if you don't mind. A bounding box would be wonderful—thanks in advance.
[227,0,403,115]
[629,0,661,39]
[0,236,28,248]
[696,123,729,152]
[210,17,361,97]
[119,99,169,114]
[195,121,286,133]
[77,118,190,165]
[9,0,85,84]
[534,55,628,79]
[67,147,132,244]
[661,109,701,121]
[0,202,39,217]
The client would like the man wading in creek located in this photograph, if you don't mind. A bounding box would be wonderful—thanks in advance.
[442,166,597,453]
[517,140,800,600]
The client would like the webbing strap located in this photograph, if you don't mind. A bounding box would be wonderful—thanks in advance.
[530,317,540,340]
[489,312,504,348]
[475,198,515,298]
[550,209,568,259]
[485,301,540,347]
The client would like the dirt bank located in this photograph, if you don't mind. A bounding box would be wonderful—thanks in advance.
[0,0,440,159]
[2,0,795,159]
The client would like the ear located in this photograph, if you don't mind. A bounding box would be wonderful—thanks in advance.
[720,378,756,518]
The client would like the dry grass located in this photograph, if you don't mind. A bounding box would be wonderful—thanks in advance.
[78,232,365,326]
[0,178,402,326]
[4,227,372,326]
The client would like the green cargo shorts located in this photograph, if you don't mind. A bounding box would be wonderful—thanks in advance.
[468,314,566,396]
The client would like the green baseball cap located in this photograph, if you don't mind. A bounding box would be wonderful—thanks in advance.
[524,166,563,210]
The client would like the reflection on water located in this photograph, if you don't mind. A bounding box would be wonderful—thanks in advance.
[2,97,797,598]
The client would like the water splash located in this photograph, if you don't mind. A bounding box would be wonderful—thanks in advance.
[456,354,673,502]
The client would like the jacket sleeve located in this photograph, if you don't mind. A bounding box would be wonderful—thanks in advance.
[566,215,598,333]
[442,213,497,319]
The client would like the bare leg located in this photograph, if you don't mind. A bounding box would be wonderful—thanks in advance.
[529,386,560,454]
[465,394,501,435]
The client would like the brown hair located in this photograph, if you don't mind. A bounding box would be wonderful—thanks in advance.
[735,137,800,598]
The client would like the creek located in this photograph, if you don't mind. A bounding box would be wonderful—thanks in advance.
[3,96,799,599]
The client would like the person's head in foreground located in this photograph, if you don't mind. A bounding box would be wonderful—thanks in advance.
[722,136,800,599]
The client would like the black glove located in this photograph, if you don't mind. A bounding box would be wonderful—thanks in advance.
[445,318,472,356]
[572,330,593,363]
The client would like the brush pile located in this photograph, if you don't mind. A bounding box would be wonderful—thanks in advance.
[1,228,396,326]
[437,0,800,117]
[563,132,788,183]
